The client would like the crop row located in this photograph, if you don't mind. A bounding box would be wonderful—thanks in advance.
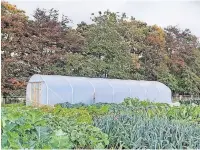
[2,98,200,149]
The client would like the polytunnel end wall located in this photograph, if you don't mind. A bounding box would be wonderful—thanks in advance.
[26,74,47,106]
[156,81,171,90]
[154,81,172,103]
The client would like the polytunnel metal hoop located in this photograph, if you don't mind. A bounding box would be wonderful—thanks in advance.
[87,80,96,103]
[39,75,49,104]
[139,81,147,99]
[48,87,64,103]
[62,77,74,104]
[107,80,114,103]
[40,75,64,104]
[126,81,132,98]
[154,81,160,102]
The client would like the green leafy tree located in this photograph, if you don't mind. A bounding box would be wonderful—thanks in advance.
[67,11,133,79]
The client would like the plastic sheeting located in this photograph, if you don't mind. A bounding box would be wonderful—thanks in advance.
[26,74,172,106]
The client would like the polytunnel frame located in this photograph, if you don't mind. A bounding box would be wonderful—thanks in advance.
[39,75,49,104]
[154,81,160,101]
[140,80,160,102]
[139,81,147,98]
[87,80,96,103]
[122,80,146,100]
[125,81,132,98]
[101,79,147,102]
[62,77,116,104]
[63,77,96,104]
[62,77,74,104]
[107,81,115,103]
[41,75,66,105]
[28,75,170,105]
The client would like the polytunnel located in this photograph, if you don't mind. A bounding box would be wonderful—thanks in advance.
[26,74,172,106]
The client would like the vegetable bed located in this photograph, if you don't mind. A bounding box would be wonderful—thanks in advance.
[1,98,200,149]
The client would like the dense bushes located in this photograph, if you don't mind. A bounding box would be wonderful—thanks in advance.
[179,98,200,105]
[2,99,200,149]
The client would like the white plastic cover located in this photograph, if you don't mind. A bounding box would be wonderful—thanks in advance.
[26,74,172,106]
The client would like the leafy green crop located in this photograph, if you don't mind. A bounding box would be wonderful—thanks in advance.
[120,98,200,123]
[56,102,87,108]
[47,116,109,149]
[2,99,200,149]
[1,106,53,149]
[1,104,109,149]
[122,98,169,107]
[56,102,110,118]
[94,114,200,149]
[52,105,93,124]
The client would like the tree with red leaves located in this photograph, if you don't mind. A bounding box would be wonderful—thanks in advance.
[1,2,84,96]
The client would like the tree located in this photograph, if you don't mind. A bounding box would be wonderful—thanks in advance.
[1,1,29,96]
[1,1,26,16]
[1,3,84,96]
[66,11,133,79]
[163,26,200,94]
[2,3,200,98]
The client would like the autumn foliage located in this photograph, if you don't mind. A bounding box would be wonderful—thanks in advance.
[1,2,200,97]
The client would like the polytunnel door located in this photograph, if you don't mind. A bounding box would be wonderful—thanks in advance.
[30,82,42,106]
